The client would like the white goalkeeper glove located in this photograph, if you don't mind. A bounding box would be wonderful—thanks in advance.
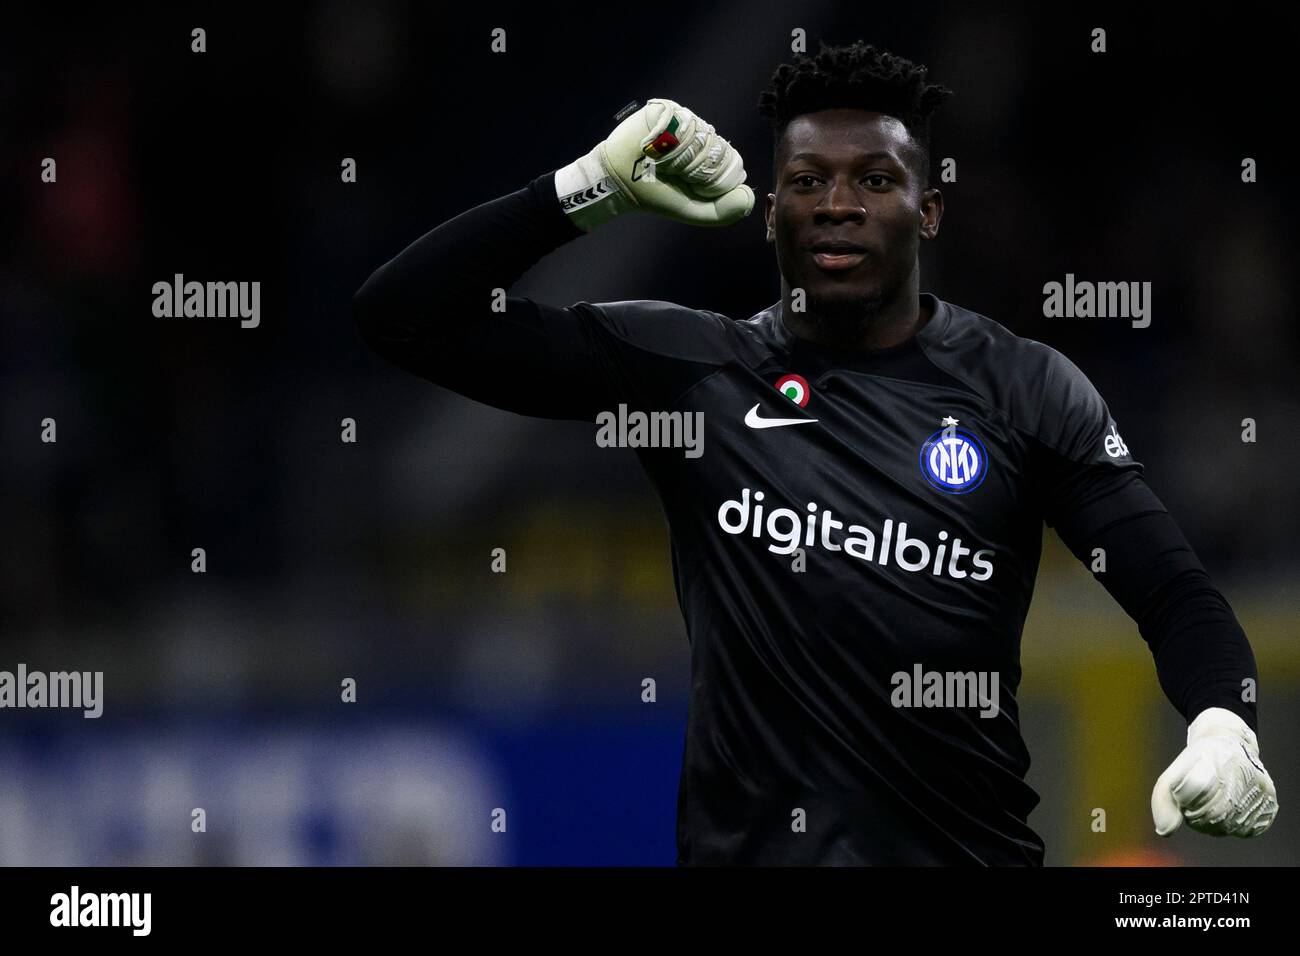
[1151,706,1279,838]
[555,98,754,232]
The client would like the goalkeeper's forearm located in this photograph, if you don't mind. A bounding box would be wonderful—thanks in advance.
[353,170,582,370]
[354,98,752,366]
[1047,468,1260,730]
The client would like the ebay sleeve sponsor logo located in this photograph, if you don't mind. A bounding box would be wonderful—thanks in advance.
[716,487,994,581]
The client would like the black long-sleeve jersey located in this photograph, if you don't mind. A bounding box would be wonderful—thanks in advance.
[353,170,1261,865]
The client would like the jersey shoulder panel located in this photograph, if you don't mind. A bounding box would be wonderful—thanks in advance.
[580,299,764,367]
[920,300,1139,468]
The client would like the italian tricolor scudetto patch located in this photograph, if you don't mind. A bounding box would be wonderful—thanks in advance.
[775,374,810,407]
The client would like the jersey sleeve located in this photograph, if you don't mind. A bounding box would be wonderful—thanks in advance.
[353,168,734,422]
[1021,345,1259,730]
[1021,344,1143,530]
[1028,344,1141,476]
[535,298,738,418]
[388,296,735,421]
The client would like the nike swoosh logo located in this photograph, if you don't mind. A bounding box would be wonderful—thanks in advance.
[744,404,819,429]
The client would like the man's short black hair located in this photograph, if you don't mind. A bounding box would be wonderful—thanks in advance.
[758,39,954,188]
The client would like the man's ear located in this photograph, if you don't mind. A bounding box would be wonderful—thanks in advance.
[919,187,943,241]
[764,192,776,243]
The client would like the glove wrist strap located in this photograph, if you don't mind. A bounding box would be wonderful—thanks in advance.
[556,146,635,233]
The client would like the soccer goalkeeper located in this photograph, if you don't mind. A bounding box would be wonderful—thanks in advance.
[353,40,1277,864]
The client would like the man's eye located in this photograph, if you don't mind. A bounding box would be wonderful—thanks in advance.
[793,174,890,188]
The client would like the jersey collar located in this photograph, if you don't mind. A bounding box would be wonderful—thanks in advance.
[752,292,953,363]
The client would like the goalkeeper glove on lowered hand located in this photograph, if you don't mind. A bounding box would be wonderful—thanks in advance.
[555,98,754,232]
[1151,706,1279,838]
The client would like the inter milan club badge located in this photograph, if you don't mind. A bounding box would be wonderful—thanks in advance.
[919,416,987,494]
[774,373,811,407]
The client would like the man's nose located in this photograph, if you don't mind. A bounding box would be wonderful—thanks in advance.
[814,177,866,219]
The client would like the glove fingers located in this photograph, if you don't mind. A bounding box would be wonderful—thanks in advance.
[1190,782,1277,836]
[1230,786,1277,833]
[683,136,748,198]
[1171,754,1220,814]
[1152,747,1200,836]
[1155,735,1281,838]
[1226,765,1278,835]
[651,183,753,227]
[1258,763,1278,799]
[595,98,751,227]
[1151,794,1184,836]
[643,101,747,198]
[714,183,755,222]
[1249,794,1279,835]
[1245,752,1279,834]
[640,99,698,161]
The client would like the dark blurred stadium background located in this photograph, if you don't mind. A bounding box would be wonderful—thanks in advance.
[1,2,1296,865]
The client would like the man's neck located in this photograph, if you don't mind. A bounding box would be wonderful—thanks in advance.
[781,286,932,352]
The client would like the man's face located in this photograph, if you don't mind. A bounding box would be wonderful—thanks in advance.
[765,109,941,323]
